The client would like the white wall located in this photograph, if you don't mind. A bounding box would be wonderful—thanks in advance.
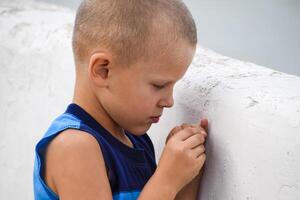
[0,1,75,199]
[148,47,300,199]
[0,1,299,199]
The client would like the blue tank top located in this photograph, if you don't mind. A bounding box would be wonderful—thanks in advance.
[33,103,157,200]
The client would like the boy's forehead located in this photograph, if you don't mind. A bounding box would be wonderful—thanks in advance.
[139,55,193,83]
[141,41,195,80]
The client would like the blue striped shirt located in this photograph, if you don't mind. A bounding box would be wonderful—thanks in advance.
[33,103,157,199]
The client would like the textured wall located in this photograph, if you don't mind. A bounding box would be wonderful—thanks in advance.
[148,48,300,199]
[0,1,299,199]
[0,1,75,199]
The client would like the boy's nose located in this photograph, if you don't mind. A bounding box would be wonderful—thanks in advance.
[158,95,174,108]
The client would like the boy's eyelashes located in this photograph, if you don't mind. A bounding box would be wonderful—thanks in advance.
[152,84,165,89]
[151,81,176,90]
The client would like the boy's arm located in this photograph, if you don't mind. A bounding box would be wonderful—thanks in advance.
[164,119,208,200]
[138,168,204,200]
[44,129,114,200]
[174,169,204,200]
[46,129,180,200]
[138,169,179,200]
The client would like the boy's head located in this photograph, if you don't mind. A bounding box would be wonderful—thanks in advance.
[72,0,197,135]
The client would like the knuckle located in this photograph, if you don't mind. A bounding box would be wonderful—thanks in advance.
[200,135,205,143]
[174,125,182,130]
[176,125,182,129]
[201,153,207,161]
[199,145,205,153]
[195,134,202,143]
[174,145,185,155]
[166,138,177,148]
[170,126,180,134]
[196,134,204,142]
[202,145,206,152]
[185,126,194,132]
[176,126,184,132]
[200,129,207,136]
[170,127,177,133]
[166,135,174,143]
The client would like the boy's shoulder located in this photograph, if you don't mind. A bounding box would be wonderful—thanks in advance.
[45,128,105,179]
[44,129,112,198]
[47,129,100,156]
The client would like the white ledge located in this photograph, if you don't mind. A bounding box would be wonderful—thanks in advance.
[0,1,300,199]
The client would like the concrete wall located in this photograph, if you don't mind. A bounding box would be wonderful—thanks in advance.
[0,1,299,199]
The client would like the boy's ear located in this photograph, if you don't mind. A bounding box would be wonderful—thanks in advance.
[88,52,112,87]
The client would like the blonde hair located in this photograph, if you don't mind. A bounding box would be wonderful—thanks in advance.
[72,0,197,67]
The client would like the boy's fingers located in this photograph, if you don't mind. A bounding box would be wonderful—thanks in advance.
[181,122,207,138]
[176,127,201,141]
[191,144,205,158]
[170,126,183,135]
[166,126,183,144]
[167,119,209,143]
[180,123,190,129]
[200,118,209,132]
[185,134,205,149]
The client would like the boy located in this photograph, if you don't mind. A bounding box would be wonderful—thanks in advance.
[33,0,208,199]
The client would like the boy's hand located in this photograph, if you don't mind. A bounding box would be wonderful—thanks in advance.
[166,119,209,200]
[156,120,207,193]
[166,118,208,144]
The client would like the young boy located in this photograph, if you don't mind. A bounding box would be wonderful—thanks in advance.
[33,0,208,199]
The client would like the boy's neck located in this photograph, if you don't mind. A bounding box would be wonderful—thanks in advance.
[72,83,133,148]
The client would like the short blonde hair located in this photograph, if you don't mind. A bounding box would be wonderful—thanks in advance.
[72,0,197,66]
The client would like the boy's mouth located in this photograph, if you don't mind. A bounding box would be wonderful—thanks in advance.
[150,116,160,123]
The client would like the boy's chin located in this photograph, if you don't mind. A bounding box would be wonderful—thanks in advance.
[126,124,151,136]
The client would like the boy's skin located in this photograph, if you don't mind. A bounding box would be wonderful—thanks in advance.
[44,29,207,199]
[166,119,208,199]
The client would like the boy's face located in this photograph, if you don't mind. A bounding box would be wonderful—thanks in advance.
[97,40,196,135]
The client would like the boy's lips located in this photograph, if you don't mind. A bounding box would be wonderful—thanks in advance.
[150,116,160,123]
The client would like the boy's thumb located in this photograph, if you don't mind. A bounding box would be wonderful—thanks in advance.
[200,118,209,132]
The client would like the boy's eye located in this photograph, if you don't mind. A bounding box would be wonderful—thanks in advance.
[152,84,165,89]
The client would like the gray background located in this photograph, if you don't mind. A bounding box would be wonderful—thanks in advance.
[38,0,300,76]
